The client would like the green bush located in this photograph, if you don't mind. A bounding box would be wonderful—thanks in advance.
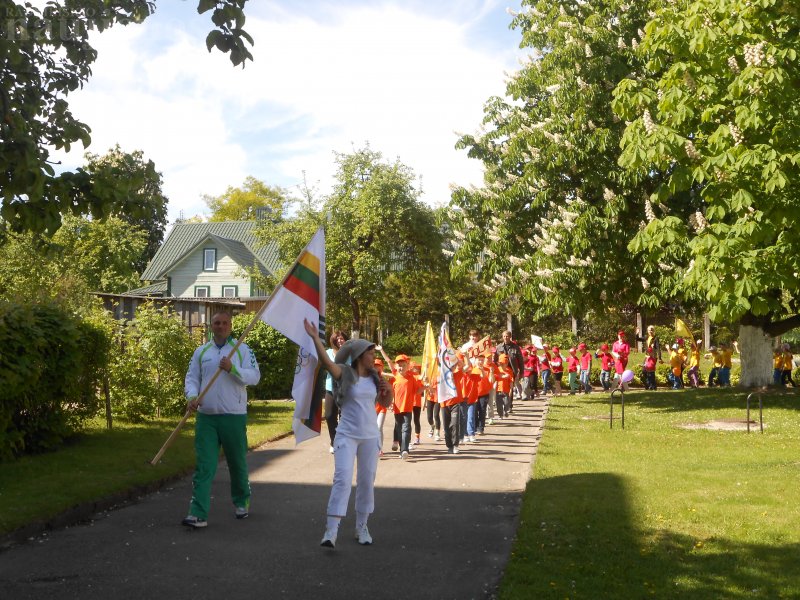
[382,332,419,356]
[0,302,108,459]
[108,304,199,421]
[232,315,296,399]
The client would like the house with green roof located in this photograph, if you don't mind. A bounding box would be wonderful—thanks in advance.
[128,221,281,299]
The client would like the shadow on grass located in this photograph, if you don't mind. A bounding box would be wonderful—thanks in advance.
[576,387,800,415]
[502,472,799,598]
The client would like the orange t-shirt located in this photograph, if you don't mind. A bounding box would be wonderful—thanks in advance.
[477,366,495,397]
[392,372,418,414]
[496,365,513,394]
[411,373,424,407]
[461,368,482,404]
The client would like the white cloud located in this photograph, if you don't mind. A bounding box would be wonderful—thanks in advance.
[56,1,522,221]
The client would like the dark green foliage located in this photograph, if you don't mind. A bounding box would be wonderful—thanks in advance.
[232,315,296,399]
[0,302,107,460]
[381,332,420,356]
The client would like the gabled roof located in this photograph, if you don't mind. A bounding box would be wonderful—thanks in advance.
[140,221,281,282]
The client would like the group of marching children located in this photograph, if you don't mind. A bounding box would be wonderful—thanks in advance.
[374,343,518,457]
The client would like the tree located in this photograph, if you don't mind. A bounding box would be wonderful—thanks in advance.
[1,0,254,235]
[52,214,148,293]
[612,0,800,386]
[256,147,445,337]
[84,146,168,272]
[448,0,662,324]
[205,176,289,222]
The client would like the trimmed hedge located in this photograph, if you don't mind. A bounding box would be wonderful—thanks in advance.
[0,302,107,460]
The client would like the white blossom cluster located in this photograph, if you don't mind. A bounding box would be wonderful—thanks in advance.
[618,37,626,49]
[685,139,701,160]
[508,256,526,266]
[641,277,650,290]
[442,249,455,257]
[485,248,497,259]
[658,262,674,271]
[535,268,554,277]
[585,44,593,57]
[546,84,561,94]
[643,109,656,135]
[603,187,616,201]
[631,38,639,50]
[518,269,531,281]
[566,256,592,267]
[453,229,466,240]
[645,197,656,222]
[727,56,740,74]
[729,122,744,145]
[638,28,646,38]
[539,283,554,294]
[744,41,766,67]
[688,210,708,232]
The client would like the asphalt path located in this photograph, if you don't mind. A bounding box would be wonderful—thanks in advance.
[0,398,547,600]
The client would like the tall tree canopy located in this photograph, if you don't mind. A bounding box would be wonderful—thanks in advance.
[612,0,800,385]
[205,176,289,222]
[0,0,253,235]
[256,147,445,336]
[84,146,168,272]
[449,0,661,320]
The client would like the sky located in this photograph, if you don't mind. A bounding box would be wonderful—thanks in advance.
[54,0,524,224]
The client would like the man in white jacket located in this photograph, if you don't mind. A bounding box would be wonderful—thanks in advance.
[182,312,261,529]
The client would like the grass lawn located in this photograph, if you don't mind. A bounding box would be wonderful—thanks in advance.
[501,388,800,599]
[0,400,294,537]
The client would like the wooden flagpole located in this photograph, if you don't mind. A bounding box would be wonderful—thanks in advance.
[150,236,317,465]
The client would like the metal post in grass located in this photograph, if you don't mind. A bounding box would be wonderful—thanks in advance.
[610,388,624,429]
[746,392,763,433]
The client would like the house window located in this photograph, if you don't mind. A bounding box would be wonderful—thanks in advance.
[222,286,238,298]
[194,286,210,298]
[203,248,216,271]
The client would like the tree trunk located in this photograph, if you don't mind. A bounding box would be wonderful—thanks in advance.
[738,324,773,388]
[349,295,361,340]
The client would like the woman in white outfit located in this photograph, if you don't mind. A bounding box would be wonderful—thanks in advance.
[303,319,391,548]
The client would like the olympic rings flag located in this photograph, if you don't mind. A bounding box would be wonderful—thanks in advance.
[261,228,326,444]
[436,322,458,403]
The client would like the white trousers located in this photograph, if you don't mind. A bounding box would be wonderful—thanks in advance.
[327,434,380,518]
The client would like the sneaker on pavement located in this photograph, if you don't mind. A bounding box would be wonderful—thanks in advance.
[400,451,409,460]
[435,433,441,441]
[182,515,207,529]
[447,447,454,454]
[427,427,434,438]
[234,505,249,520]
[329,445,335,454]
[415,436,421,445]
[320,528,337,548]
[391,442,399,451]
[355,524,373,545]
[453,446,460,454]
[469,435,477,443]
[488,418,494,425]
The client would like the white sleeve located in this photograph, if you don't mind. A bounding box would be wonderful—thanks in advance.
[229,343,261,387]
[185,347,202,398]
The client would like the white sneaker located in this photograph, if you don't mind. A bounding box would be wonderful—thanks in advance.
[320,528,337,548]
[434,433,440,441]
[355,524,373,545]
[400,451,409,460]
[427,428,434,438]
[453,446,460,454]
[469,436,476,443]
[488,418,494,425]
[329,446,334,454]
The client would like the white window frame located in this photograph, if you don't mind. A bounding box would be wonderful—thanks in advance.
[194,286,210,298]
[222,286,238,298]
[203,248,216,271]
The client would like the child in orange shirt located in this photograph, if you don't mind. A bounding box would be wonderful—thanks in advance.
[409,361,425,446]
[441,354,466,454]
[461,353,483,443]
[390,354,417,460]
[495,354,514,419]
[476,352,495,435]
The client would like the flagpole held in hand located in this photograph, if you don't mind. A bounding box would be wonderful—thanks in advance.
[150,235,317,466]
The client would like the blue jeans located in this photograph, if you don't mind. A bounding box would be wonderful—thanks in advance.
[719,367,731,386]
[541,370,551,393]
[466,403,477,436]
[600,370,611,391]
[580,369,591,392]
[477,395,489,433]
[774,368,783,385]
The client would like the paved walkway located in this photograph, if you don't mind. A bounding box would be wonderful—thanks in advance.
[0,398,547,600]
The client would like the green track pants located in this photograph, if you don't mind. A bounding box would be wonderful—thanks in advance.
[189,412,250,520]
